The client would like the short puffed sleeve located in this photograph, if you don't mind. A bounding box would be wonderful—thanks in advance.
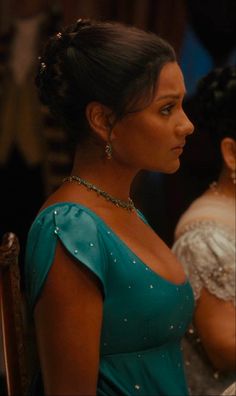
[172,221,235,305]
[25,203,108,310]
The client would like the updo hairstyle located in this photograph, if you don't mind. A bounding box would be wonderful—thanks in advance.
[36,19,176,145]
[194,66,236,147]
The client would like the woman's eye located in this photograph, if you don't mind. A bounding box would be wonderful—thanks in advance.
[160,105,174,116]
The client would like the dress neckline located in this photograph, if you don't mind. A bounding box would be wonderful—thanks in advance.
[37,201,189,288]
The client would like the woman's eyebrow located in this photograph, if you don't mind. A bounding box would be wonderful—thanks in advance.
[155,92,186,102]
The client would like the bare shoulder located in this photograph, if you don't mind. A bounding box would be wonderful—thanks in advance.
[38,184,78,212]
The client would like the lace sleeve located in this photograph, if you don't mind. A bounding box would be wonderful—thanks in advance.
[172,221,235,305]
[222,383,236,396]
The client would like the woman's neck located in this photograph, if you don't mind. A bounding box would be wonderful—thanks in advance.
[71,145,138,202]
[215,168,236,199]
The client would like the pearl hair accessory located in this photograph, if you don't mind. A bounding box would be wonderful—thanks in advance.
[40,62,46,73]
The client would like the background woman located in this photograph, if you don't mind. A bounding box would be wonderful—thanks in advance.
[173,66,236,395]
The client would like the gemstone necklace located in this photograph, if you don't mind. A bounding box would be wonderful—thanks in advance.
[209,181,235,201]
[63,175,135,212]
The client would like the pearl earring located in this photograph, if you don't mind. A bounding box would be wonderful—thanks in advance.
[231,169,236,185]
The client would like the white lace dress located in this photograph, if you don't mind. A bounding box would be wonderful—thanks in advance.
[172,193,236,396]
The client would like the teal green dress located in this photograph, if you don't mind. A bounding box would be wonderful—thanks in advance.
[25,202,194,396]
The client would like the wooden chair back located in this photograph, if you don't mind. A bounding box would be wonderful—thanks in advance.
[0,232,37,396]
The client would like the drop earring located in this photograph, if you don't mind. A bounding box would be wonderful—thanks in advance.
[231,169,236,184]
[105,143,112,159]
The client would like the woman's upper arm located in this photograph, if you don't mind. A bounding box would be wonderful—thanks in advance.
[194,288,236,371]
[173,224,235,371]
[34,240,104,395]
[173,224,235,303]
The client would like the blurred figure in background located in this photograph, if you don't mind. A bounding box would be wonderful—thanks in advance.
[172,66,236,395]
[0,0,71,280]
[0,1,65,391]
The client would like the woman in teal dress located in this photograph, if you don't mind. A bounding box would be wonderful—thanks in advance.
[25,19,194,395]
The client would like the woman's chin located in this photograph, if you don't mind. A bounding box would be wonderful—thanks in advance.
[145,159,181,174]
[165,160,181,174]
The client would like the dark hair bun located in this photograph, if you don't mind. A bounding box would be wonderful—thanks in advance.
[194,65,236,142]
[36,19,175,144]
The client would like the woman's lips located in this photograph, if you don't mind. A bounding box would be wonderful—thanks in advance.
[172,145,185,150]
[171,144,185,154]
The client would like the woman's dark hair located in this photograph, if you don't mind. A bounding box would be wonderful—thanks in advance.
[194,65,236,145]
[36,19,176,144]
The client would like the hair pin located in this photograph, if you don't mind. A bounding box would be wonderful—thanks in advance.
[40,62,47,73]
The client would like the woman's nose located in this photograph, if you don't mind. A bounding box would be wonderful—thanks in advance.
[177,111,194,136]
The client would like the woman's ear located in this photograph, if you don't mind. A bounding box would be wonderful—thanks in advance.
[85,102,114,142]
[221,137,236,171]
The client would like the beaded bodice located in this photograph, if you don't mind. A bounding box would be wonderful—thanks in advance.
[25,202,194,396]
